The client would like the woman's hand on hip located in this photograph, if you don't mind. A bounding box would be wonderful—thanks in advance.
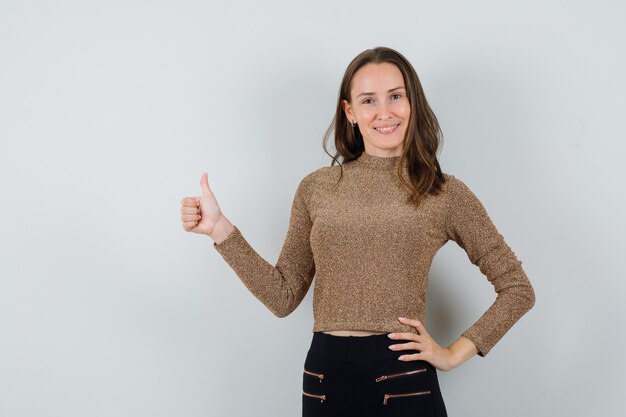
[387,317,469,372]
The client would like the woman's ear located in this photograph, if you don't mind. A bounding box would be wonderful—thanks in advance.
[342,99,354,123]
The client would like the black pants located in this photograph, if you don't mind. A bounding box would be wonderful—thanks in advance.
[302,332,448,417]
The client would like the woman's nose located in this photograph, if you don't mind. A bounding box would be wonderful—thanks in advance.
[377,103,392,120]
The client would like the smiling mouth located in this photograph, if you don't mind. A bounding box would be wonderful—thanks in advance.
[374,124,400,134]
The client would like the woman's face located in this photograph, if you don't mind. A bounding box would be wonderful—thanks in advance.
[342,62,410,157]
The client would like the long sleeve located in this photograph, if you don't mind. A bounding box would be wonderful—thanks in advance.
[212,172,316,318]
[444,175,536,357]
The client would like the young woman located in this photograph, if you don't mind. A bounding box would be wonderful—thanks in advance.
[180,46,536,417]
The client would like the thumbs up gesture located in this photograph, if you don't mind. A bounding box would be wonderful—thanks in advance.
[181,172,230,239]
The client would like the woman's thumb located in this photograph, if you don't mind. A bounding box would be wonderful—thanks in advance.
[200,172,212,196]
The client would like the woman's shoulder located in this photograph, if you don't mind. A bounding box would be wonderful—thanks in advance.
[441,172,458,193]
[439,172,485,206]
[300,163,343,184]
[442,171,458,183]
[440,172,491,212]
[441,172,471,192]
[292,164,339,196]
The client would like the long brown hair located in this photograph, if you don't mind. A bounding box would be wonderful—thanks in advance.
[322,46,445,208]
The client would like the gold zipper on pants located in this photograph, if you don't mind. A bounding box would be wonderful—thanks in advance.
[375,367,427,382]
[383,390,431,405]
[303,391,326,403]
[303,369,324,382]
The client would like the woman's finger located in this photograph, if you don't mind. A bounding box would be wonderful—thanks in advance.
[389,341,421,352]
[200,173,214,197]
[181,206,199,214]
[181,196,199,206]
[398,316,430,337]
[388,332,418,341]
[183,221,198,231]
[414,321,431,338]
[398,352,423,361]
[181,214,201,221]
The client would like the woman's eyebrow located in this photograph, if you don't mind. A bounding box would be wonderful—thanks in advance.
[356,86,406,98]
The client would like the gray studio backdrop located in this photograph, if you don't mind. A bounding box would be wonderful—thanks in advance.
[1,1,624,416]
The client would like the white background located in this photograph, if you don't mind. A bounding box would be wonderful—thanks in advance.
[1,1,624,416]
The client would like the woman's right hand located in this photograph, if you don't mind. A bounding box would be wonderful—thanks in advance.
[180,172,227,237]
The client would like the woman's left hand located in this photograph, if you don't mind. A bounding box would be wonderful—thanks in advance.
[387,317,457,372]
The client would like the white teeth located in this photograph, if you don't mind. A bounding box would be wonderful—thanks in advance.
[375,124,398,133]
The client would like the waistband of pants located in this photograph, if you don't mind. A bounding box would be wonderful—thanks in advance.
[308,331,421,362]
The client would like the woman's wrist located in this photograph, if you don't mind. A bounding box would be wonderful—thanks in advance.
[446,336,479,370]
[209,215,235,244]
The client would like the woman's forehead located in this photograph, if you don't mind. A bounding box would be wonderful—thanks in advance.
[351,62,405,94]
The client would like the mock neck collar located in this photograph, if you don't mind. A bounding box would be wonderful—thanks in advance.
[354,151,403,170]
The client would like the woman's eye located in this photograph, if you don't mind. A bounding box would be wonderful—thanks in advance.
[362,98,374,104]
[391,93,402,100]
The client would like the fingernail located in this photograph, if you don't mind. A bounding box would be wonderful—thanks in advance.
[388,345,396,350]
[387,333,394,338]
[398,316,406,320]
